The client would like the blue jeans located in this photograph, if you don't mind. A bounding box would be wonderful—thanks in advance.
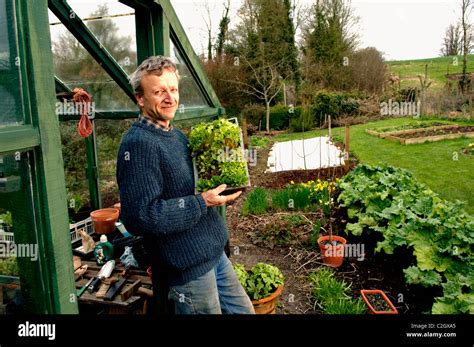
[168,252,255,314]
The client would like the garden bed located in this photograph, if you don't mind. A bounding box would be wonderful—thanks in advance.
[366,124,474,144]
[226,147,449,314]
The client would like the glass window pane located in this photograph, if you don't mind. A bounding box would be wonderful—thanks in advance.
[96,119,132,207]
[60,122,92,221]
[48,2,137,112]
[170,40,209,109]
[0,0,25,127]
[0,151,42,314]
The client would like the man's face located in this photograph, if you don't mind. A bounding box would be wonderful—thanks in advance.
[136,69,180,122]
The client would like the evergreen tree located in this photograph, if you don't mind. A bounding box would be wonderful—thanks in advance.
[303,0,359,90]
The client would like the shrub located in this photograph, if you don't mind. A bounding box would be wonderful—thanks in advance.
[241,104,266,128]
[242,104,304,131]
[289,106,315,132]
[312,91,361,126]
[267,104,291,130]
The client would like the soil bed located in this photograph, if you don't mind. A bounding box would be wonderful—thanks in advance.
[395,125,474,139]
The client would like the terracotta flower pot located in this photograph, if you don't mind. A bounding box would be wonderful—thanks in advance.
[251,285,283,314]
[90,208,119,234]
[113,202,121,214]
[318,235,346,268]
[360,289,398,314]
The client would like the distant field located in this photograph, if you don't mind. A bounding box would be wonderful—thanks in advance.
[387,55,474,90]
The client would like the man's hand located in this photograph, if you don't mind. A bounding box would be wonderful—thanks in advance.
[201,184,242,207]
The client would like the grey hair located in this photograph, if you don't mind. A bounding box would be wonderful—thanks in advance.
[129,56,180,94]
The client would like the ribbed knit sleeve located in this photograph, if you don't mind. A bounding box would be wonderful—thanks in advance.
[117,134,207,236]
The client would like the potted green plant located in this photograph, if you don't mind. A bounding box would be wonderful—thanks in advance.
[234,262,285,314]
[188,118,250,195]
[360,289,398,314]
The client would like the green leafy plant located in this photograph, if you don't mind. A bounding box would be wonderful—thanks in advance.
[242,187,269,216]
[233,263,249,286]
[67,192,85,215]
[0,211,13,228]
[0,257,19,276]
[337,164,474,314]
[233,262,285,301]
[250,136,270,148]
[308,268,366,314]
[188,118,249,192]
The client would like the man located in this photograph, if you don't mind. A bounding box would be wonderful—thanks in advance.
[116,56,255,314]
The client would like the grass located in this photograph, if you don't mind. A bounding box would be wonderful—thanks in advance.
[308,268,367,314]
[387,54,474,90]
[271,186,314,211]
[271,117,474,214]
[242,187,269,216]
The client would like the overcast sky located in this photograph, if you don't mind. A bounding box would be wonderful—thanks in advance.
[49,0,463,61]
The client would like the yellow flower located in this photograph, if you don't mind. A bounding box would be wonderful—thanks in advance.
[469,143,474,147]
[290,180,294,185]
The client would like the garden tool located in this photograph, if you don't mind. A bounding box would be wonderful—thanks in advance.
[87,260,115,293]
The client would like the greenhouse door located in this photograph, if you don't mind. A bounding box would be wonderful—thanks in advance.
[0,0,77,314]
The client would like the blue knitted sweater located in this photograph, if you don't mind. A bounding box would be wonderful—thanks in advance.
[116,120,228,285]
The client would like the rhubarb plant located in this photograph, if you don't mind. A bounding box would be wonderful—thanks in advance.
[337,164,474,314]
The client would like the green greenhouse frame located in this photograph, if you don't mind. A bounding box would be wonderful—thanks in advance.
[0,0,224,313]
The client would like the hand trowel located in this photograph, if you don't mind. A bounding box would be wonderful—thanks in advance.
[87,260,115,293]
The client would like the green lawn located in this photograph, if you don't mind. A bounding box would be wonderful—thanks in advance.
[387,55,474,91]
[270,117,474,214]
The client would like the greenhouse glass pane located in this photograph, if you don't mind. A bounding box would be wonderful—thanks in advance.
[0,151,41,314]
[0,0,25,127]
[170,40,208,109]
[48,4,137,112]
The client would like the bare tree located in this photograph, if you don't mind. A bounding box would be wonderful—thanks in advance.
[228,56,283,133]
[441,23,462,56]
[461,0,473,93]
[291,0,312,34]
[349,47,386,95]
[201,0,214,61]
